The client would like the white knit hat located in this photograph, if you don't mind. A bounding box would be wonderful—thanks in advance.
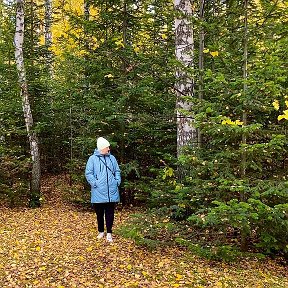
[97,137,110,150]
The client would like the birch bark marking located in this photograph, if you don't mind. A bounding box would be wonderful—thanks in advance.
[84,0,90,20]
[240,0,248,252]
[198,0,205,147]
[44,0,53,75]
[175,0,197,156]
[14,0,41,205]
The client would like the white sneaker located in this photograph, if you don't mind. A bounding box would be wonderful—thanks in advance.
[106,233,113,242]
[97,232,105,239]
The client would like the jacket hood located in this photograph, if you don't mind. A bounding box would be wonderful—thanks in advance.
[94,149,111,157]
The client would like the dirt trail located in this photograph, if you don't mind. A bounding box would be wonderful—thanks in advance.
[0,176,287,287]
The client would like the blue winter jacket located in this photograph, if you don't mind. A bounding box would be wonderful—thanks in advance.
[85,149,121,203]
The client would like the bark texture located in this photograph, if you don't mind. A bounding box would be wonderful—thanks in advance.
[44,0,53,75]
[14,0,41,205]
[175,0,197,155]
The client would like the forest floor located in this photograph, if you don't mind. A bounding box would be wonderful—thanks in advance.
[0,175,287,288]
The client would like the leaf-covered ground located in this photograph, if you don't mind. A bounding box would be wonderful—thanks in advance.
[0,176,287,287]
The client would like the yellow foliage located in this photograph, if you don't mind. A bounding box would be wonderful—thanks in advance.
[235,120,244,126]
[161,33,168,40]
[222,118,243,126]
[86,246,93,252]
[36,0,98,58]
[203,48,210,53]
[115,39,125,48]
[210,51,219,57]
[275,97,288,121]
[272,100,280,110]
[142,271,149,277]
[139,31,151,40]
[133,46,141,53]
[278,110,288,121]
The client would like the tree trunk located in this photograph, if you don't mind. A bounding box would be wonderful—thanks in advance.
[198,0,205,147]
[119,0,128,164]
[44,0,53,75]
[240,0,248,252]
[14,0,41,207]
[174,0,197,156]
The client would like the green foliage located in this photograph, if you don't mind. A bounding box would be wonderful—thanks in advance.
[175,239,260,262]
[0,1,31,206]
[116,209,179,251]
[1,0,287,260]
[116,221,161,251]
[191,199,288,255]
[116,208,266,262]
[0,153,30,206]
[167,0,288,256]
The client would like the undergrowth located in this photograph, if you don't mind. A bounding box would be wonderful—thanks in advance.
[116,207,269,262]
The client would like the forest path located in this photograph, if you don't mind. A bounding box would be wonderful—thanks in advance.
[0,176,287,287]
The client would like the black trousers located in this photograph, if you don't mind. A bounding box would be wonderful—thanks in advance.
[93,203,115,233]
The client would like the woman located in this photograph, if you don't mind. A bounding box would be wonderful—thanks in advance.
[85,137,121,242]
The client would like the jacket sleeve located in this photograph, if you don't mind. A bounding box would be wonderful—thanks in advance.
[113,157,121,186]
[85,156,97,187]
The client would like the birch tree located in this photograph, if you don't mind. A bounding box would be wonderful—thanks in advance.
[14,0,41,207]
[44,0,53,75]
[197,0,205,147]
[175,0,197,156]
[240,0,248,252]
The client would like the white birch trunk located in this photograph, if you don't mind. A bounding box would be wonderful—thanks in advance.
[84,0,90,20]
[84,0,90,49]
[198,0,205,147]
[44,0,53,75]
[175,0,197,156]
[240,0,248,251]
[14,0,41,204]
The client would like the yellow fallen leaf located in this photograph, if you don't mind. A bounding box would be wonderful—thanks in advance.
[158,261,164,268]
[134,274,141,279]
